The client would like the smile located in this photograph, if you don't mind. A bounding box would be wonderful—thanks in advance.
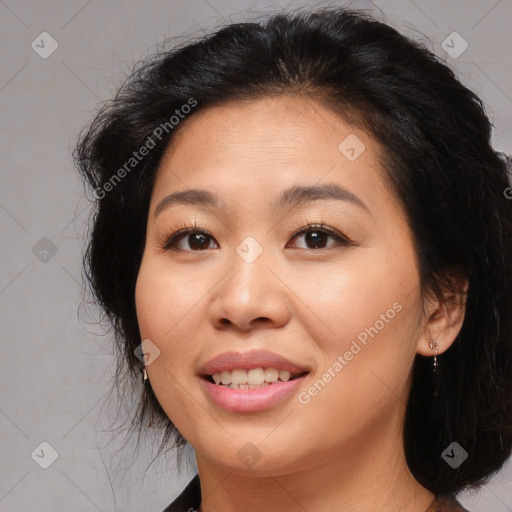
[207,367,307,388]
[198,350,311,412]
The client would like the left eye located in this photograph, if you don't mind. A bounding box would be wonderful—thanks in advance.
[287,227,349,249]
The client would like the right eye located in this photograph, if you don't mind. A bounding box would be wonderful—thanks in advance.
[161,228,219,251]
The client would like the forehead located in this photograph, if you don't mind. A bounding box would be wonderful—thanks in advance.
[151,95,396,218]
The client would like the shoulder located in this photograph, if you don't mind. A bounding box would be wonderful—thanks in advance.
[426,494,473,512]
[161,474,201,512]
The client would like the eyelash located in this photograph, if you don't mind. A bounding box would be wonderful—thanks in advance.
[159,222,353,252]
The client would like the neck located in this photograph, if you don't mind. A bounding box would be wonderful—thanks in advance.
[195,410,435,512]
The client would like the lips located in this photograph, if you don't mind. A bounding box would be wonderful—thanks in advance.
[199,349,310,376]
[198,350,310,412]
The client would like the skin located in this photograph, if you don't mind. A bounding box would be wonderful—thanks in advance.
[135,95,467,512]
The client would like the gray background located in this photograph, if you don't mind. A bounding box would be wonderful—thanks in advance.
[1,0,511,511]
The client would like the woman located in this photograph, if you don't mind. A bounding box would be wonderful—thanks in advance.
[74,7,512,512]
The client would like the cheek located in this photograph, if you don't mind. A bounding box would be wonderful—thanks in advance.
[135,258,203,426]
[135,260,170,341]
[135,255,205,342]
[301,249,420,347]
[299,248,422,401]
[134,257,199,399]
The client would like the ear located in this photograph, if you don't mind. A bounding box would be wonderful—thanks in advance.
[416,273,469,357]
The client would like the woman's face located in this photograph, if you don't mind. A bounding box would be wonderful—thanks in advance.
[135,95,431,475]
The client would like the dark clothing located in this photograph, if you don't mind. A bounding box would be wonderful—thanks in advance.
[425,495,472,511]
[162,474,201,512]
[162,474,472,512]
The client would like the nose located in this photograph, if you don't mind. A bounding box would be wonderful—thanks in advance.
[208,248,291,332]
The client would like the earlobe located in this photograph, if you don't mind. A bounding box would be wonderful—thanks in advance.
[416,276,469,357]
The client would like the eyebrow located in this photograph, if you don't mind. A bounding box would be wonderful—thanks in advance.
[154,183,370,218]
[154,189,218,218]
[273,183,370,213]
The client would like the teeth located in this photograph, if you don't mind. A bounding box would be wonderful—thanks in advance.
[231,369,246,385]
[264,368,278,382]
[279,370,291,382]
[229,383,270,389]
[247,368,265,385]
[211,367,300,387]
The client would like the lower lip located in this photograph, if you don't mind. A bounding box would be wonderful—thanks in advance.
[200,375,308,412]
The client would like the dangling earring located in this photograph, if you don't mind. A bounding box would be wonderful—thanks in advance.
[142,368,155,428]
[429,338,439,373]
[429,338,440,397]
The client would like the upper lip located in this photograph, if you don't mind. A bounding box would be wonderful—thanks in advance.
[199,350,310,376]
